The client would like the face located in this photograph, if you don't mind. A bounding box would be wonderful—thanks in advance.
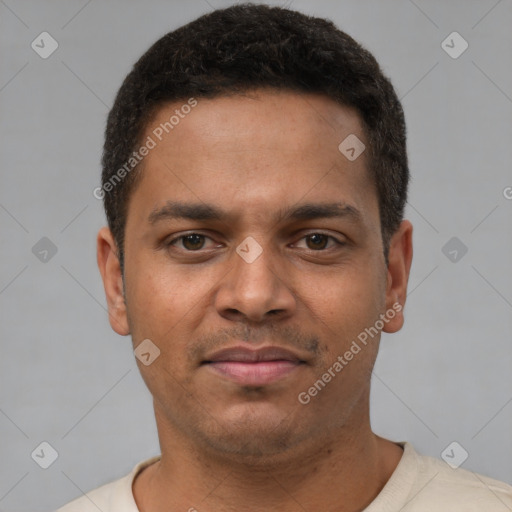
[98,90,412,461]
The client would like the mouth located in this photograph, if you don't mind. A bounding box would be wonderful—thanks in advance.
[201,345,307,386]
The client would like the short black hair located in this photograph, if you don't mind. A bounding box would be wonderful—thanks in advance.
[101,3,409,272]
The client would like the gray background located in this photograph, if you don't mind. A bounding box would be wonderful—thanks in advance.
[1,0,511,510]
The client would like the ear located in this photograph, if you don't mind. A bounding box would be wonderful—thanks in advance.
[96,226,130,336]
[382,220,413,333]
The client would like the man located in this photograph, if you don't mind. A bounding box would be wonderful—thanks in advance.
[57,3,512,511]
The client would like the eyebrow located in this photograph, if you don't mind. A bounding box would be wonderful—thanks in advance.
[147,200,362,225]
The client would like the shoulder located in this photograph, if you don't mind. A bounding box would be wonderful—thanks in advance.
[55,456,161,512]
[368,442,512,511]
[55,478,123,512]
[409,445,512,510]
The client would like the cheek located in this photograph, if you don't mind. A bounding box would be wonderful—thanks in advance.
[297,265,384,348]
[124,263,208,338]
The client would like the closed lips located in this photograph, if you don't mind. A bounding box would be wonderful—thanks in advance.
[202,346,305,364]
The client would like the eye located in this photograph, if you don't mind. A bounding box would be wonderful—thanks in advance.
[167,233,216,251]
[294,233,344,251]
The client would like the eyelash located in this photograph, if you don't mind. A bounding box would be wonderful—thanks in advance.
[165,232,345,252]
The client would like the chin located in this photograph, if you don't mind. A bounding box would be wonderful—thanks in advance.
[202,430,300,461]
[195,406,308,459]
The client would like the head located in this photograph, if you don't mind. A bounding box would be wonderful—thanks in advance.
[97,4,412,463]
[101,3,409,273]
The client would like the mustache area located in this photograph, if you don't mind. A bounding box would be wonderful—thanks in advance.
[187,325,322,365]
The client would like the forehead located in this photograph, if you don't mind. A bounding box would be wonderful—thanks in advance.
[127,90,378,230]
[145,90,366,159]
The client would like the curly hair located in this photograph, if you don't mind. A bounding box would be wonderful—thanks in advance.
[101,3,409,272]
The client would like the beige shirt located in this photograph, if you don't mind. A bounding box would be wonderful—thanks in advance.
[56,442,512,511]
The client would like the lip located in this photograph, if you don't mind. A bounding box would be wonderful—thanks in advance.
[202,345,306,386]
[204,345,304,364]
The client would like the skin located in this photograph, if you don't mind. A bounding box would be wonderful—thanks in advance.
[97,90,413,512]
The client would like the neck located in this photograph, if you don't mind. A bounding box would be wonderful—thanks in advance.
[133,404,403,512]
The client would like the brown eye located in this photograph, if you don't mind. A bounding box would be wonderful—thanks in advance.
[305,233,330,250]
[180,234,206,250]
[165,232,224,255]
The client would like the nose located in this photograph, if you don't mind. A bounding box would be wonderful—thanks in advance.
[214,240,296,323]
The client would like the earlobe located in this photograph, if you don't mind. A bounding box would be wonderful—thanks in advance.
[96,226,130,336]
[382,220,413,334]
